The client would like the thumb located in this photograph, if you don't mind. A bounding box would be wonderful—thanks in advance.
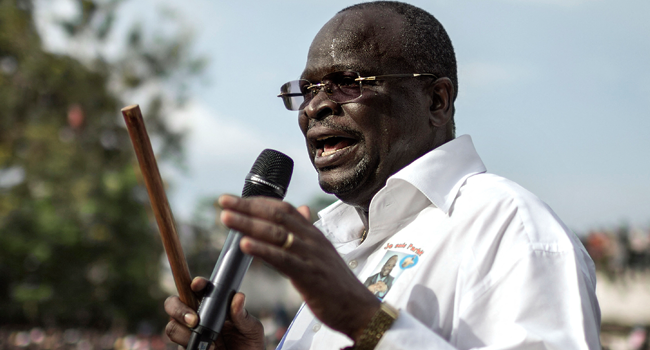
[297,205,311,221]
[230,293,258,333]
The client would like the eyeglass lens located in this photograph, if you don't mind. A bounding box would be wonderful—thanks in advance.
[279,71,363,111]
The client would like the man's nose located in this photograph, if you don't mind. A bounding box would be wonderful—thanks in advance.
[303,90,341,120]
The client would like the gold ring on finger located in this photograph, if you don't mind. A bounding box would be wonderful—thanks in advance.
[282,232,294,250]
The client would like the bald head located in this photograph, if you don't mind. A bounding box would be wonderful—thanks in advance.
[304,7,409,78]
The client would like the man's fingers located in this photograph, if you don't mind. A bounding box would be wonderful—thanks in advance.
[191,276,210,295]
[230,292,247,321]
[221,210,290,247]
[165,319,192,347]
[240,237,307,276]
[164,296,198,328]
[219,195,309,235]
[227,292,265,341]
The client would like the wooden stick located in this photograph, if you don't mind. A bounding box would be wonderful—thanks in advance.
[121,104,199,311]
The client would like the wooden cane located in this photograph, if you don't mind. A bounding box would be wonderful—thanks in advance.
[121,104,199,311]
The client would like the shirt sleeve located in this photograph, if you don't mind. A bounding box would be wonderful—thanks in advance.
[375,246,601,350]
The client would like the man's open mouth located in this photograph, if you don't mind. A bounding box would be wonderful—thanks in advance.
[316,136,357,157]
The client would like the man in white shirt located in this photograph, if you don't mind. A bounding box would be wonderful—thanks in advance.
[164,2,601,349]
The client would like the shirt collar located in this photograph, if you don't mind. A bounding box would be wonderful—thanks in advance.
[388,134,486,214]
[316,134,486,243]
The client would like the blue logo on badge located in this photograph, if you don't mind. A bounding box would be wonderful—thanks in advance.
[399,255,418,269]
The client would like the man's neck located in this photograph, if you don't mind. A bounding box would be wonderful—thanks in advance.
[355,207,369,230]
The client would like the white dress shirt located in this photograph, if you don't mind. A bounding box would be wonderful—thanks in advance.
[279,135,601,350]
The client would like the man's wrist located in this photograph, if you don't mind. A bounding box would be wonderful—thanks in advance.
[349,301,380,342]
[343,302,399,350]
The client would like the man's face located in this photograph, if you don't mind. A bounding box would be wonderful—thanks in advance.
[381,256,398,277]
[298,9,439,209]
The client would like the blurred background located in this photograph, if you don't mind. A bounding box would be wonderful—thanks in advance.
[0,0,648,349]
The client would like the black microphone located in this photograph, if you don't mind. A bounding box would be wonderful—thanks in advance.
[187,149,294,350]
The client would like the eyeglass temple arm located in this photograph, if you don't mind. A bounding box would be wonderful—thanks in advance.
[277,92,304,97]
[355,73,437,81]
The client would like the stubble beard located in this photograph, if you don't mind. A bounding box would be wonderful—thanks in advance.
[318,155,370,198]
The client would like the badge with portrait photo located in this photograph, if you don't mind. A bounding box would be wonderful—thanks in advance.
[363,250,419,299]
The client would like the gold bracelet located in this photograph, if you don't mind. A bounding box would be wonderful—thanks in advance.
[342,302,399,350]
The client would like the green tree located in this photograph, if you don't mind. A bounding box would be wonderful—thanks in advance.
[0,0,201,330]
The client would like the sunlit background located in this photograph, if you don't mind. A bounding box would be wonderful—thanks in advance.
[1,0,649,349]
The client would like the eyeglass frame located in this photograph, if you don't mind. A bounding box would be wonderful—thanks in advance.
[277,71,438,111]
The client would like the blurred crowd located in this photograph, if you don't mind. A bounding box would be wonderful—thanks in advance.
[601,325,650,350]
[581,225,650,279]
[3,311,649,350]
[0,304,292,350]
[582,225,650,350]
[0,327,169,350]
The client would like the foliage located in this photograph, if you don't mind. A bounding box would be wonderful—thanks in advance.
[0,0,201,330]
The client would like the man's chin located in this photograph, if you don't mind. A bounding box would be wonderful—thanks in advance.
[317,157,374,205]
[319,178,357,199]
[318,166,364,195]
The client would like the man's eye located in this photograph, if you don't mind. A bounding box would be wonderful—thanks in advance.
[337,77,358,87]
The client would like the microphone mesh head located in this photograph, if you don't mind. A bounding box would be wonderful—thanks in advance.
[242,149,294,199]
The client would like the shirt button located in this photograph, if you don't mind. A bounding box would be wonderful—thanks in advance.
[312,323,321,332]
[348,260,358,269]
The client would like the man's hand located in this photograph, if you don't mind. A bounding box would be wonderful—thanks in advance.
[164,277,264,350]
[218,194,381,342]
[368,281,388,294]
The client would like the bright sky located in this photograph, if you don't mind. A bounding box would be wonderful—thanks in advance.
[38,0,650,233]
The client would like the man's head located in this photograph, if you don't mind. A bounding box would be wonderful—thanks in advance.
[298,1,457,210]
[381,255,399,277]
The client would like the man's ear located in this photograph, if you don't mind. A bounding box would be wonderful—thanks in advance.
[428,77,454,128]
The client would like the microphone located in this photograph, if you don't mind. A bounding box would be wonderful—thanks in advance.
[187,149,294,350]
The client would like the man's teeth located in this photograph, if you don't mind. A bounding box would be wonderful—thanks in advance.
[316,136,355,157]
[322,146,347,157]
[322,149,339,157]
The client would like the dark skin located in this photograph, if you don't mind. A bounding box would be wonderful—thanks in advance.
[164,278,264,350]
[164,7,454,349]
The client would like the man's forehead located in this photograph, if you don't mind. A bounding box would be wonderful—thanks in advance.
[301,8,405,79]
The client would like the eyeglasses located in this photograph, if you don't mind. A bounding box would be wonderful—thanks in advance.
[277,71,437,111]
